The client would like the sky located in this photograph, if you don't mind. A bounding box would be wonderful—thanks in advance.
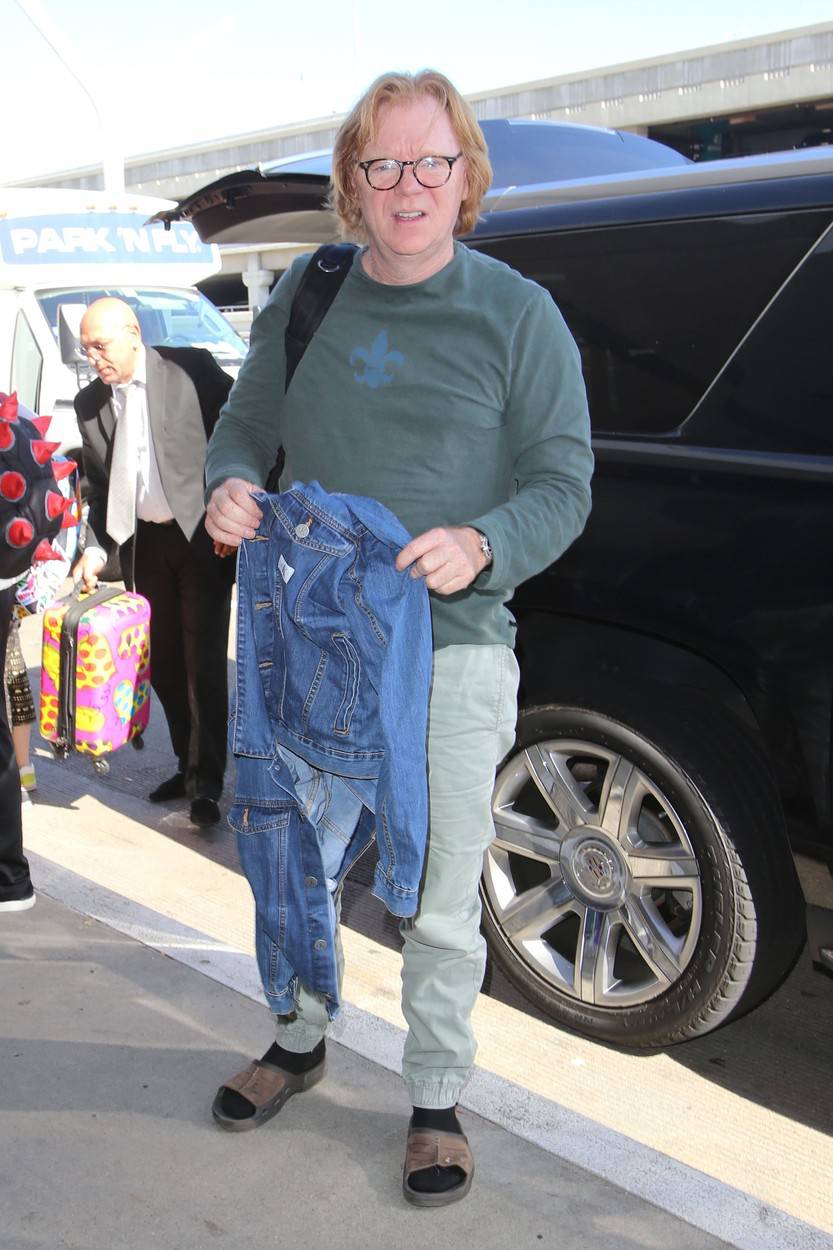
[2,0,831,181]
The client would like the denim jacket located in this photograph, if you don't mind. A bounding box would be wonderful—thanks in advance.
[230,480,432,1016]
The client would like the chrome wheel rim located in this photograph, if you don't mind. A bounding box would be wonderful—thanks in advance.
[486,737,703,1009]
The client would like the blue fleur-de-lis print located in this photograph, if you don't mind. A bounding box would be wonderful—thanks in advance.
[349,330,405,389]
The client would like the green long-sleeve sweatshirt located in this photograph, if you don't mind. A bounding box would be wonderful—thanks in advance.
[206,242,593,649]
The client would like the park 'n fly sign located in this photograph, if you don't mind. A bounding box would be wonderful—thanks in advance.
[0,214,214,267]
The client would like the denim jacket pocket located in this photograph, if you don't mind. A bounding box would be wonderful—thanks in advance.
[228,803,292,836]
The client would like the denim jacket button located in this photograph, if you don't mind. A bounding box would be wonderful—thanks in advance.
[313,938,327,951]
[295,523,310,538]
[305,875,318,887]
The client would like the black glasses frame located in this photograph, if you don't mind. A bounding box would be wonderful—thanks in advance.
[356,153,463,190]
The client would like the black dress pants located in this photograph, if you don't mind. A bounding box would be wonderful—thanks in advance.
[130,519,233,801]
[0,587,31,903]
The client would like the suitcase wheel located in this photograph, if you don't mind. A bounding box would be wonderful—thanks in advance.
[92,757,110,777]
[131,733,145,751]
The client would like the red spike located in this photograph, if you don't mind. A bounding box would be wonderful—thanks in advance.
[32,539,64,563]
[51,459,78,482]
[0,423,15,451]
[6,518,34,548]
[61,512,80,529]
[0,393,19,423]
[45,490,74,520]
[0,471,26,502]
[30,415,52,437]
[30,439,60,466]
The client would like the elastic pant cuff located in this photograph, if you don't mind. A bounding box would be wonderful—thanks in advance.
[405,1079,468,1110]
[274,1018,327,1054]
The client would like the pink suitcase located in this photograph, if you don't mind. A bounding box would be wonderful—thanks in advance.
[40,586,151,775]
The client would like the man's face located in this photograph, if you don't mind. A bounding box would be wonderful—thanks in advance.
[355,96,468,280]
[79,315,140,386]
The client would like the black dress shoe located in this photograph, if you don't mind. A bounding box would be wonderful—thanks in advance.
[190,796,221,827]
[149,773,187,803]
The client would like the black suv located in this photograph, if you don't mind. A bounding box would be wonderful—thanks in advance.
[470,147,833,1047]
[163,138,833,1048]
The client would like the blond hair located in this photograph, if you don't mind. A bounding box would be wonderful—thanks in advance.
[330,70,492,240]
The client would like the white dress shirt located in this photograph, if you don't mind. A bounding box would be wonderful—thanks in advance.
[110,346,174,525]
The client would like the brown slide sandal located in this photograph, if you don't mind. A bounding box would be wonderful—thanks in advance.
[402,1125,475,1207]
[211,1056,325,1132]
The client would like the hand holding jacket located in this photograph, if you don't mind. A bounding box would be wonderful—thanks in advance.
[396,525,489,593]
[205,476,263,547]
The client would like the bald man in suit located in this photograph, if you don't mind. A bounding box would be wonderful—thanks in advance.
[72,298,235,826]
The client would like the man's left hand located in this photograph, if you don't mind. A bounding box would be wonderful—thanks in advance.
[396,526,488,595]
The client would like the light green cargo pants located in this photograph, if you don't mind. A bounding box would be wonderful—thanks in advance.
[274,642,520,1110]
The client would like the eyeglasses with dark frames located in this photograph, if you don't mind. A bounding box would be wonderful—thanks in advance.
[357,153,463,191]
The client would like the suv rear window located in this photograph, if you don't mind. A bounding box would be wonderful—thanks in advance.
[686,221,833,457]
[475,211,831,436]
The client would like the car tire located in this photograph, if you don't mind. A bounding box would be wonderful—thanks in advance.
[481,696,806,1048]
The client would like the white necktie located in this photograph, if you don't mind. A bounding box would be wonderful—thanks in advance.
[106,386,138,545]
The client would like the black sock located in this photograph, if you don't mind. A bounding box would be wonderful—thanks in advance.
[411,1106,462,1134]
[262,1040,325,1076]
[218,1040,325,1120]
[407,1106,466,1194]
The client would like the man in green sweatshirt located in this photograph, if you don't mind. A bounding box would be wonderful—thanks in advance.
[204,69,593,1206]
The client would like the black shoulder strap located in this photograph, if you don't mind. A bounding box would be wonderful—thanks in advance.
[284,242,358,393]
[265,243,357,493]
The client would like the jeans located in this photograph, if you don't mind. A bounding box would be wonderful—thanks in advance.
[273,642,519,1109]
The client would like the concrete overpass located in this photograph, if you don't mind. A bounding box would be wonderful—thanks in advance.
[9,20,833,202]
[8,19,833,323]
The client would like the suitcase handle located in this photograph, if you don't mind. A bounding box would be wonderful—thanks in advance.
[54,584,133,755]
[65,580,118,604]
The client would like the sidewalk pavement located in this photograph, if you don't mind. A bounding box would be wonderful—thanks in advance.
[1,894,732,1250]
[5,612,833,1250]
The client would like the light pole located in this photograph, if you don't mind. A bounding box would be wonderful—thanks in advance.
[13,0,125,193]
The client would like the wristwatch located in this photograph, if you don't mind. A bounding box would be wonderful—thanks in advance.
[476,530,493,566]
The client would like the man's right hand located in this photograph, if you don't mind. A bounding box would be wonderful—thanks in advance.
[205,478,263,548]
[72,549,106,593]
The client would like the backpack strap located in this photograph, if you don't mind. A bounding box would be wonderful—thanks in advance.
[284,242,358,392]
[264,242,358,493]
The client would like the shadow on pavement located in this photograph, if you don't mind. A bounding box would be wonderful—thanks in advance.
[2,899,727,1250]
[17,616,833,1155]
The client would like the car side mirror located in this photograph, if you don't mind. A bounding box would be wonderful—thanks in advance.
[57,304,88,366]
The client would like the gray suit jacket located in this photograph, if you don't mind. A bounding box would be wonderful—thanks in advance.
[75,345,234,559]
